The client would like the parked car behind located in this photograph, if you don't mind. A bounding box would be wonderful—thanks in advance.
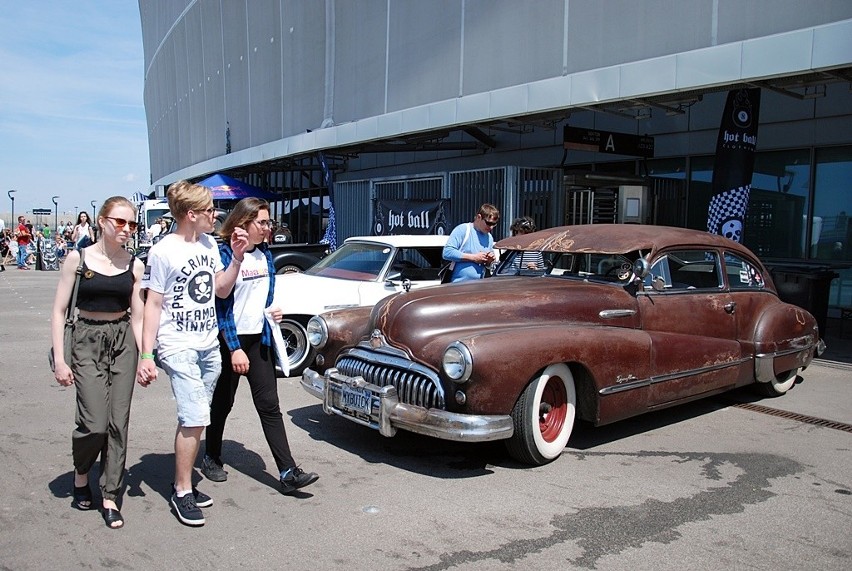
[136,209,327,274]
[274,234,448,376]
[300,224,825,465]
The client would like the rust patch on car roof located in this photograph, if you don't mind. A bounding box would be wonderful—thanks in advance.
[495,224,748,257]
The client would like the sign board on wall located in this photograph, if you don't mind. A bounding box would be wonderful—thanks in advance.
[563,126,655,158]
[373,199,450,236]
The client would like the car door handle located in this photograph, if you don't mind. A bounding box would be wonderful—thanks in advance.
[724,302,736,314]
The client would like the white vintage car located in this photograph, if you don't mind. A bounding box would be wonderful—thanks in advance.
[273,234,448,375]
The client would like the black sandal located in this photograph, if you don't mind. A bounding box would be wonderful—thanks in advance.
[72,484,93,511]
[102,508,124,529]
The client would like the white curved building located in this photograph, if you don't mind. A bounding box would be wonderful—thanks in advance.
[140,1,852,309]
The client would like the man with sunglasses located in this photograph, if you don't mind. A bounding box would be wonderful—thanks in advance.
[441,203,500,283]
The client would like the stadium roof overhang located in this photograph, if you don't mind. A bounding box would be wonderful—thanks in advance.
[155,19,852,188]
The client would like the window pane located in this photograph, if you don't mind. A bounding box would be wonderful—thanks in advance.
[686,156,714,231]
[667,250,721,290]
[724,253,766,290]
[813,146,852,310]
[688,150,811,259]
[813,146,852,262]
[748,150,811,259]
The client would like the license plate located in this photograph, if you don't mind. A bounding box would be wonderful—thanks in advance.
[338,384,373,417]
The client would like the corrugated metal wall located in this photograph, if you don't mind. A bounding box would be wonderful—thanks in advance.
[331,167,561,241]
[140,0,852,181]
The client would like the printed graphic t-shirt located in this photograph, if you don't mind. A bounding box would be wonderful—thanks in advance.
[232,247,269,335]
[142,233,223,358]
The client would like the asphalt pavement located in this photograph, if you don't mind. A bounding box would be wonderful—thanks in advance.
[0,268,849,570]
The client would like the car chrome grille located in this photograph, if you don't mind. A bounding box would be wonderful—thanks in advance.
[336,349,446,410]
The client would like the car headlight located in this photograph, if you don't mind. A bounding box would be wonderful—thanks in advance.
[442,341,473,382]
[306,316,328,348]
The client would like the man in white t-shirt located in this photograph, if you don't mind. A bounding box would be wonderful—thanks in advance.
[137,180,248,527]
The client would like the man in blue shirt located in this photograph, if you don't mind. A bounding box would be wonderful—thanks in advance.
[442,203,499,282]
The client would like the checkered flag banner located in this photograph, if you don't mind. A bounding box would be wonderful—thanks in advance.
[707,184,750,241]
[706,88,761,243]
[317,151,338,251]
[320,202,338,251]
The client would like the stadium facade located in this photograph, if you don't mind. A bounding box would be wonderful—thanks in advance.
[139,1,852,305]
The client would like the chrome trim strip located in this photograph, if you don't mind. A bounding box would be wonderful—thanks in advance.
[344,346,439,381]
[301,368,514,442]
[754,341,820,383]
[755,345,814,359]
[599,309,637,319]
[599,377,650,394]
[599,357,751,395]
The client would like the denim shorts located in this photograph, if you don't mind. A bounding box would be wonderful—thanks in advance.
[158,347,222,427]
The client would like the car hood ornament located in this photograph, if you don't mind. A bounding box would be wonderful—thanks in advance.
[370,329,386,349]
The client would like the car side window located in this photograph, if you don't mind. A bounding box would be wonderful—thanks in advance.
[643,257,672,289]
[390,247,443,281]
[724,252,766,290]
[666,250,723,290]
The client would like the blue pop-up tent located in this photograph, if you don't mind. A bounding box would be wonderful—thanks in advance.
[198,173,278,201]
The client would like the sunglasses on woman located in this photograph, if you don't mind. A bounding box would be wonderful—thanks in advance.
[104,217,138,231]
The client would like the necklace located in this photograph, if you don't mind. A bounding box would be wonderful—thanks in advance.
[100,241,120,268]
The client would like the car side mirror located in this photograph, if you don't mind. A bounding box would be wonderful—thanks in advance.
[633,257,650,280]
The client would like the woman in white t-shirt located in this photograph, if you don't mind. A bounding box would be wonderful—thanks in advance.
[202,197,318,494]
[72,212,94,248]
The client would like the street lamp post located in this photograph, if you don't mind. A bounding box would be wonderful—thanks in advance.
[7,190,16,225]
[90,200,97,241]
[52,196,59,236]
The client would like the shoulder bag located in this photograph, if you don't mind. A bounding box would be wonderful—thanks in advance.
[48,249,85,372]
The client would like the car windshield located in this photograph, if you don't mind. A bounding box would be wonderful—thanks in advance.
[305,242,396,281]
[306,241,446,281]
[496,250,638,284]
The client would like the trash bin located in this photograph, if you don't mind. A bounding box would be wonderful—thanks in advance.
[767,265,838,339]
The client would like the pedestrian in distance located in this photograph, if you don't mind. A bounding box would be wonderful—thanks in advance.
[15,215,31,269]
[51,197,145,529]
[202,198,319,495]
[509,216,546,271]
[442,203,500,282]
[136,180,247,527]
[0,224,7,272]
[72,212,94,249]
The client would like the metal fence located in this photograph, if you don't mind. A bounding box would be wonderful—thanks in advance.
[332,166,563,241]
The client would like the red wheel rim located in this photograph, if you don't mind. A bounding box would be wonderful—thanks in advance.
[539,376,567,442]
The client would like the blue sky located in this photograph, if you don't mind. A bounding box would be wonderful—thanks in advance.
[0,1,149,224]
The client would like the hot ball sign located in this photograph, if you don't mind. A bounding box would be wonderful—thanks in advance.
[373,199,449,236]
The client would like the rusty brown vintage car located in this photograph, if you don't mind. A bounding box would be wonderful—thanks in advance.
[300,224,825,465]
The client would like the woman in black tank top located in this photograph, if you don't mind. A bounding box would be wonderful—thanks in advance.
[50,197,145,529]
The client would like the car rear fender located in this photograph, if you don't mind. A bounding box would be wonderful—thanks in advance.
[752,303,820,382]
[455,325,652,424]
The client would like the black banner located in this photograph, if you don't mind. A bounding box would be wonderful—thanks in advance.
[373,199,450,236]
[706,88,761,242]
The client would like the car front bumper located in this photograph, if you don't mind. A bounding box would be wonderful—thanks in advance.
[301,368,514,442]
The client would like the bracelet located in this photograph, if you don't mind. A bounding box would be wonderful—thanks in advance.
[232,257,243,265]
[140,352,155,360]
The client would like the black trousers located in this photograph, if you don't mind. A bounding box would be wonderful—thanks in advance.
[206,333,295,474]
